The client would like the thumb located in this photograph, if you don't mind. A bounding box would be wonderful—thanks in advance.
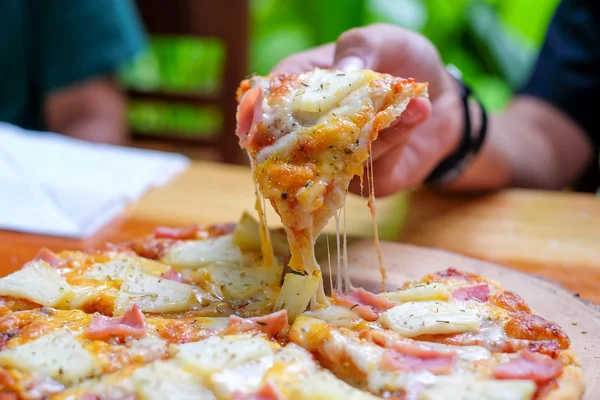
[331,28,379,71]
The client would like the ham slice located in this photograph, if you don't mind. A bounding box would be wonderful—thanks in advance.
[365,330,456,359]
[154,225,199,240]
[380,349,455,374]
[32,248,68,269]
[236,86,264,148]
[84,304,148,341]
[452,283,490,302]
[161,268,183,283]
[493,349,563,383]
[333,288,398,322]
[224,310,288,337]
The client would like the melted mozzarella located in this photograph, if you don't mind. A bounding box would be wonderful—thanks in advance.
[418,378,536,400]
[0,329,101,384]
[0,260,71,307]
[131,361,216,400]
[161,234,245,268]
[380,284,451,303]
[289,370,380,400]
[114,269,196,315]
[379,301,481,337]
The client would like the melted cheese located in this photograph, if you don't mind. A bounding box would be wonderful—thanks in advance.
[379,301,482,337]
[114,270,196,315]
[0,329,101,384]
[80,258,142,281]
[210,355,274,398]
[275,272,321,322]
[170,335,277,376]
[161,234,245,268]
[379,284,451,303]
[131,361,216,400]
[289,370,380,400]
[0,260,71,307]
[418,378,536,400]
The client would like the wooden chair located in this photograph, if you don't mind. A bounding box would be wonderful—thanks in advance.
[129,0,249,164]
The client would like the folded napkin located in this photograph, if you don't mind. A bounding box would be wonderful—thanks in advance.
[0,123,189,238]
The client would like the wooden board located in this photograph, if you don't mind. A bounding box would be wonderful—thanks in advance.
[317,239,600,400]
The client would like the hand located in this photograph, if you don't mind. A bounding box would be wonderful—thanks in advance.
[274,23,464,196]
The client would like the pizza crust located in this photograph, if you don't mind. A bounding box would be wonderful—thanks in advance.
[542,349,585,400]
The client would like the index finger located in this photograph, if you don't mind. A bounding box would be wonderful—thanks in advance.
[272,44,335,74]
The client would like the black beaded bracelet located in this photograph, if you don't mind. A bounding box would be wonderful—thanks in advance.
[425,67,488,187]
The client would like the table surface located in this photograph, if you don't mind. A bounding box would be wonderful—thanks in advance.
[2,161,600,303]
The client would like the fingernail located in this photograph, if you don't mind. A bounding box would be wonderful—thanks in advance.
[335,56,365,72]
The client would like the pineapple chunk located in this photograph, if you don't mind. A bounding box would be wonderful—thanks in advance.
[0,329,101,384]
[170,335,276,376]
[379,301,481,337]
[418,378,536,400]
[292,68,376,113]
[274,272,321,322]
[289,370,379,400]
[161,234,245,268]
[0,260,71,307]
[380,283,451,303]
[210,355,274,398]
[131,361,216,400]
[81,258,141,281]
[58,284,118,310]
[232,212,289,258]
[114,270,196,315]
[203,262,282,301]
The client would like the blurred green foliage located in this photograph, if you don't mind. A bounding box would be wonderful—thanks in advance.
[121,0,559,138]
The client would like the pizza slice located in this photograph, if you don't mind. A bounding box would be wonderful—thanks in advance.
[236,68,428,306]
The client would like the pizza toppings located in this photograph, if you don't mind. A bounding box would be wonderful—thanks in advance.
[489,291,531,313]
[32,248,69,269]
[380,349,455,374]
[84,304,148,341]
[333,288,397,322]
[493,349,563,383]
[451,283,490,302]
[153,225,199,240]
[224,310,288,337]
[160,268,183,283]
[504,311,571,349]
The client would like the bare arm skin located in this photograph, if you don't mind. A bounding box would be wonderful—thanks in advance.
[44,77,130,146]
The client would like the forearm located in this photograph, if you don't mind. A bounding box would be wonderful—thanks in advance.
[45,78,130,146]
[445,96,594,191]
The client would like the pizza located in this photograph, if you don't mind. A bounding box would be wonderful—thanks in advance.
[0,215,585,399]
[0,68,585,399]
[236,68,428,305]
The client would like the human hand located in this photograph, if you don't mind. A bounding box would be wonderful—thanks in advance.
[274,23,464,196]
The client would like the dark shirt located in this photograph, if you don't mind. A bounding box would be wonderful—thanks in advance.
[520,0,600,191]
[0,0,146,131]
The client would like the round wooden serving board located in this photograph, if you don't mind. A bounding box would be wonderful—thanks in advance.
[317,239,600,399]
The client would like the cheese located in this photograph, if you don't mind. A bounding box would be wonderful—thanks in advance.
[0,260,71,307]
[292,68,376,114]
[418,378,536,400]
[59,284,118,310]
[303,305,365,329]
[81,258,141,281]
[272,343,319,376]
[131,361,216,400]
[289,370,380,400]
[0,329,101,384]
[161,234,245,268]
[367,370,438,395]
[203,262,283,301]
[114,270,196,315]
[210,355,274,398]
[379,301,481,338]
[170,335,276,376]
[274,272,321,322]
[380,284,451,303]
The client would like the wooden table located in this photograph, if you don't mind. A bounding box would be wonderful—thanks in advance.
[2,161,600,302]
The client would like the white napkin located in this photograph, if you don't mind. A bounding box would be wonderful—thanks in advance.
[0,123,190,238]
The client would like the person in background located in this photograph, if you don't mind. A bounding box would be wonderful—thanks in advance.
[0,0,147,146]
[275,0,599,194]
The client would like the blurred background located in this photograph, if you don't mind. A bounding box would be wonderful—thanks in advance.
[121,0,559,163]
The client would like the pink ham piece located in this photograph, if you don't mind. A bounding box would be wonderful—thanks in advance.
[380,349,455,375]
[333,288,398,322]
[154,225,199,240]
[32,248,69,269]
[84,304,148,341]
[493,349,563,383]
[234,380,283,400]
[236,86,264,148]
[224,310,288,337]
[161,268,183,283]
[366,330,456,360]
[79,394,136,400]
[452,283,490,302]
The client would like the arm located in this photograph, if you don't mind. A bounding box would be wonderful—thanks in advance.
[275,22,596,195]
[44,77,129,146]
[449,96,593,191]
